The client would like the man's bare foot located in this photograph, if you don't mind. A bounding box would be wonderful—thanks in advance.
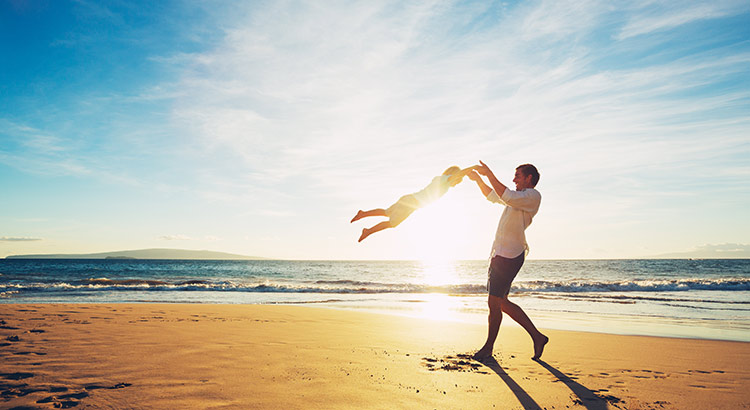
[358,228,371,242]
[532,334,548,360]
[350,210,364,223]
[472,348,492,361]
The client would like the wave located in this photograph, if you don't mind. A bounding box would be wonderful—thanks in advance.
[82,278,211,286]
[1,277,749,295]
[512,278,750,293]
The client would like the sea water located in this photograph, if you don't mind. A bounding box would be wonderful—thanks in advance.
[1,259,748,341]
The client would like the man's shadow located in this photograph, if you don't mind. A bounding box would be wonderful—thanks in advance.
[533,359,617,410]
[480,357,616,410]
[480,357,543,410]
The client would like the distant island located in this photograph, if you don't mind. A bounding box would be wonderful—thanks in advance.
[4,248,266,260]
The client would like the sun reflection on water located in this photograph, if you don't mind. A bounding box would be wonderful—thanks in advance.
[413,260,466,322]
[419,259,460,287]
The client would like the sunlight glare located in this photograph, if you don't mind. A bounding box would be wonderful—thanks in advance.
[400,187,480,262]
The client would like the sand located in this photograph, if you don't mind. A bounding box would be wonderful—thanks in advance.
[1,304,748,409]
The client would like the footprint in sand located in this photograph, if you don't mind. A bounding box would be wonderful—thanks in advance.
[421,354,489,374]
[1,372,35,380]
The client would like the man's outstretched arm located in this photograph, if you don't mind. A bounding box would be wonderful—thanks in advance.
[467,170,493,198]
[476,160,508,196]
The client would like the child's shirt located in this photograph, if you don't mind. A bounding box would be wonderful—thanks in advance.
[411,175,451,207]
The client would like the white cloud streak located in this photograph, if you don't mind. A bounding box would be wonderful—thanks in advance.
[617,1,750,40]
[3,0,747,258]
[0,237,43,242]
[159,235,192,241]
[165,0,749,212]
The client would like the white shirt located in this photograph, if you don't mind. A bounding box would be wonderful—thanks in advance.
[487,187,541,259]
[411,175,451,207]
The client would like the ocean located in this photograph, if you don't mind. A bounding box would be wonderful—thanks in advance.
[1,259,748,342]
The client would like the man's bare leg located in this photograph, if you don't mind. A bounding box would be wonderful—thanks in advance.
[473,295,503,360]
[359,221,392,242]
[500,298,549,359]
[351,209,387,223]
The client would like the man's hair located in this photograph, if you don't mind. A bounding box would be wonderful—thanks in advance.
[516,164,540,187]
[442,166,461,176]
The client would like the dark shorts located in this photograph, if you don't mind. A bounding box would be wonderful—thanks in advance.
[487,253,525,298]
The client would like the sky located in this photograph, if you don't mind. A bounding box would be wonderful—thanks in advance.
[1,0,749,260]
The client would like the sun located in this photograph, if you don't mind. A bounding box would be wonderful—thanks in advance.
[400,186,479,264]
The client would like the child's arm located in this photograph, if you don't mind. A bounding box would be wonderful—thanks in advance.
[448,166,479,185]
[460,166,479,178]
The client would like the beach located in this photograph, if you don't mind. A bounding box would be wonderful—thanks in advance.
[1,304,748,409]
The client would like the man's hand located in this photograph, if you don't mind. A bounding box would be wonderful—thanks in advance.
[476,160,492,176]
[467,170,482,182]
[475,160,508,196]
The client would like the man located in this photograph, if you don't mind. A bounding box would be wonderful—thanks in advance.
[467,161,548,360]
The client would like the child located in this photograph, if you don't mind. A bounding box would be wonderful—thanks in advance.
[351,166,475,242]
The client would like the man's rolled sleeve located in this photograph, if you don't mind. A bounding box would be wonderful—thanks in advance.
[487,189,504,204]
[500,189,541,212]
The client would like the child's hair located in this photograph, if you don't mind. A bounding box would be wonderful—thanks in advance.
[442,166,461,176]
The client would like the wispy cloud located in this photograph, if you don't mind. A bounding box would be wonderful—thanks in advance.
[165,0,749,212]
[158,234,223,242]
[697,243,750,253]
[616,1,750,40]
[159,235,192,241]
[2,1,747,258]
[0,237,43,242]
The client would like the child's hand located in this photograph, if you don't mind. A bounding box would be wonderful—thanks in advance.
[448,173,464,186]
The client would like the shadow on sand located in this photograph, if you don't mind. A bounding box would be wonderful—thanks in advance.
[480,357,543,410]
[479,357,623,410]
[533,359,622,410]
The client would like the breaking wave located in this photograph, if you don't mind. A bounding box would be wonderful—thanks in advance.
[2,277,748,296]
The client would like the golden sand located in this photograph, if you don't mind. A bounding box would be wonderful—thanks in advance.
[1,304,748,409]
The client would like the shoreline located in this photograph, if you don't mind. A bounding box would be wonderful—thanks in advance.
[2,303,748,409]
[4,297,747,343]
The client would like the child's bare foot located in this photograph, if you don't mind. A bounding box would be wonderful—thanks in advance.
[358,228,371,242]
[532,334,548,360]
[350,210,364,223]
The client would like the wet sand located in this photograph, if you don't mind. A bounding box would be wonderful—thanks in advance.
[1,304,748,409]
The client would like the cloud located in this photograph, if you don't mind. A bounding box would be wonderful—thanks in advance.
[158,235,192,241]
[694,243,750,253]
[652,243,750,258]
[4,0,747,260]
[616,1,750,40]
[163,0,749,215]
[0,119,145,187]
[0,237,42,242]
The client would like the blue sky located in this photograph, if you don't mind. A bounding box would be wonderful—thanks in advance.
[1,0,749,260]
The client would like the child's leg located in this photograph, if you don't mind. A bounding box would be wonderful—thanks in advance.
[351,209,387,223]
[358,221,392,242]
